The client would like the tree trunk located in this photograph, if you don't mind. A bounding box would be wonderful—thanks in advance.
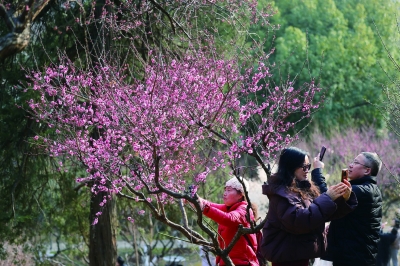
[133,224,140,266]
[0,28,30,61]
[0,0,52,61]
[87,0,117,264]
[89,190,117,266]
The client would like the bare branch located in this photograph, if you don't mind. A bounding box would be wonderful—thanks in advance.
[0,4,15,30]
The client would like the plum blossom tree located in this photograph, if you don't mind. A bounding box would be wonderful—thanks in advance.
[24,0,324,265]
[27,49,322,265]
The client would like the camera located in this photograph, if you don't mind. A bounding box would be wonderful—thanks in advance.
[187,185,198,199]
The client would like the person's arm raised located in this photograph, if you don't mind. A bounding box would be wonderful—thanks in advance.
[312,154,327,193]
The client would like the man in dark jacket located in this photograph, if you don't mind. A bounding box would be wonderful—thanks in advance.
[320,152,383,266]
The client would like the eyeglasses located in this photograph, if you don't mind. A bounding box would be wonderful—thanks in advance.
[352,161,370,168]
[300,163,311,172]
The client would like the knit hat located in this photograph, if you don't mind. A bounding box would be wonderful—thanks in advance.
[225,176,249,193]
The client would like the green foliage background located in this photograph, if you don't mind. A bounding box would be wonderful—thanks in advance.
[256,0,400,135]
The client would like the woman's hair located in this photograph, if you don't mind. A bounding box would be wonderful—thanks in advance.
[276,147,320,199]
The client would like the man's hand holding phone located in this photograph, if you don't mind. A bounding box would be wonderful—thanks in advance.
[342,179,352,201]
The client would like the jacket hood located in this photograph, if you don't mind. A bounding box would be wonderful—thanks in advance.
[262,182,280,197]
[262,183,306,207]
[262,174,283,196]
[262,174,312,198]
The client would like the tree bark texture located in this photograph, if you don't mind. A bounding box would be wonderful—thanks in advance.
[89,190,117,266]
[0,0,51,61]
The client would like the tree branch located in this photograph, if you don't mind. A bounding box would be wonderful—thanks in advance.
[0,0,52,61]
[0,4,15,30]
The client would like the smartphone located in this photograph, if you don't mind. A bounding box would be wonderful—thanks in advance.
[319,146,327,161]
[341,169,348,182]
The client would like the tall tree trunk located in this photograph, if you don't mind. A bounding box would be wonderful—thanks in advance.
[87,0,117,264]
[89,191,117,266]
[133,224,140,266]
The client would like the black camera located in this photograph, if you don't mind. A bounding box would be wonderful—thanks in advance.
[187,185,198,199]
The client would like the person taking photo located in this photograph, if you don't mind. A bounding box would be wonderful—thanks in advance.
[260,147,357,266]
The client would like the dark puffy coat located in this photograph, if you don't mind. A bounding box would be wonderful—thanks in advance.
[322,175,382,266]
[260,177,357,263]
[202,201,258,266]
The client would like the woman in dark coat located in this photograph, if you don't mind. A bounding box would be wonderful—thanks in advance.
[260,147,357,266]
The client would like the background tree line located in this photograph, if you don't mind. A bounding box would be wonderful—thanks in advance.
[255,0,399,134]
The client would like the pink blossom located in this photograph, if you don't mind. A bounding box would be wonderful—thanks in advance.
[26,21,323,227]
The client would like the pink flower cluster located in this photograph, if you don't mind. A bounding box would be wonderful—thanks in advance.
[27,50,322,210]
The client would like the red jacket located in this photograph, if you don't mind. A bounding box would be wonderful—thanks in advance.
[203,200,258,266]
